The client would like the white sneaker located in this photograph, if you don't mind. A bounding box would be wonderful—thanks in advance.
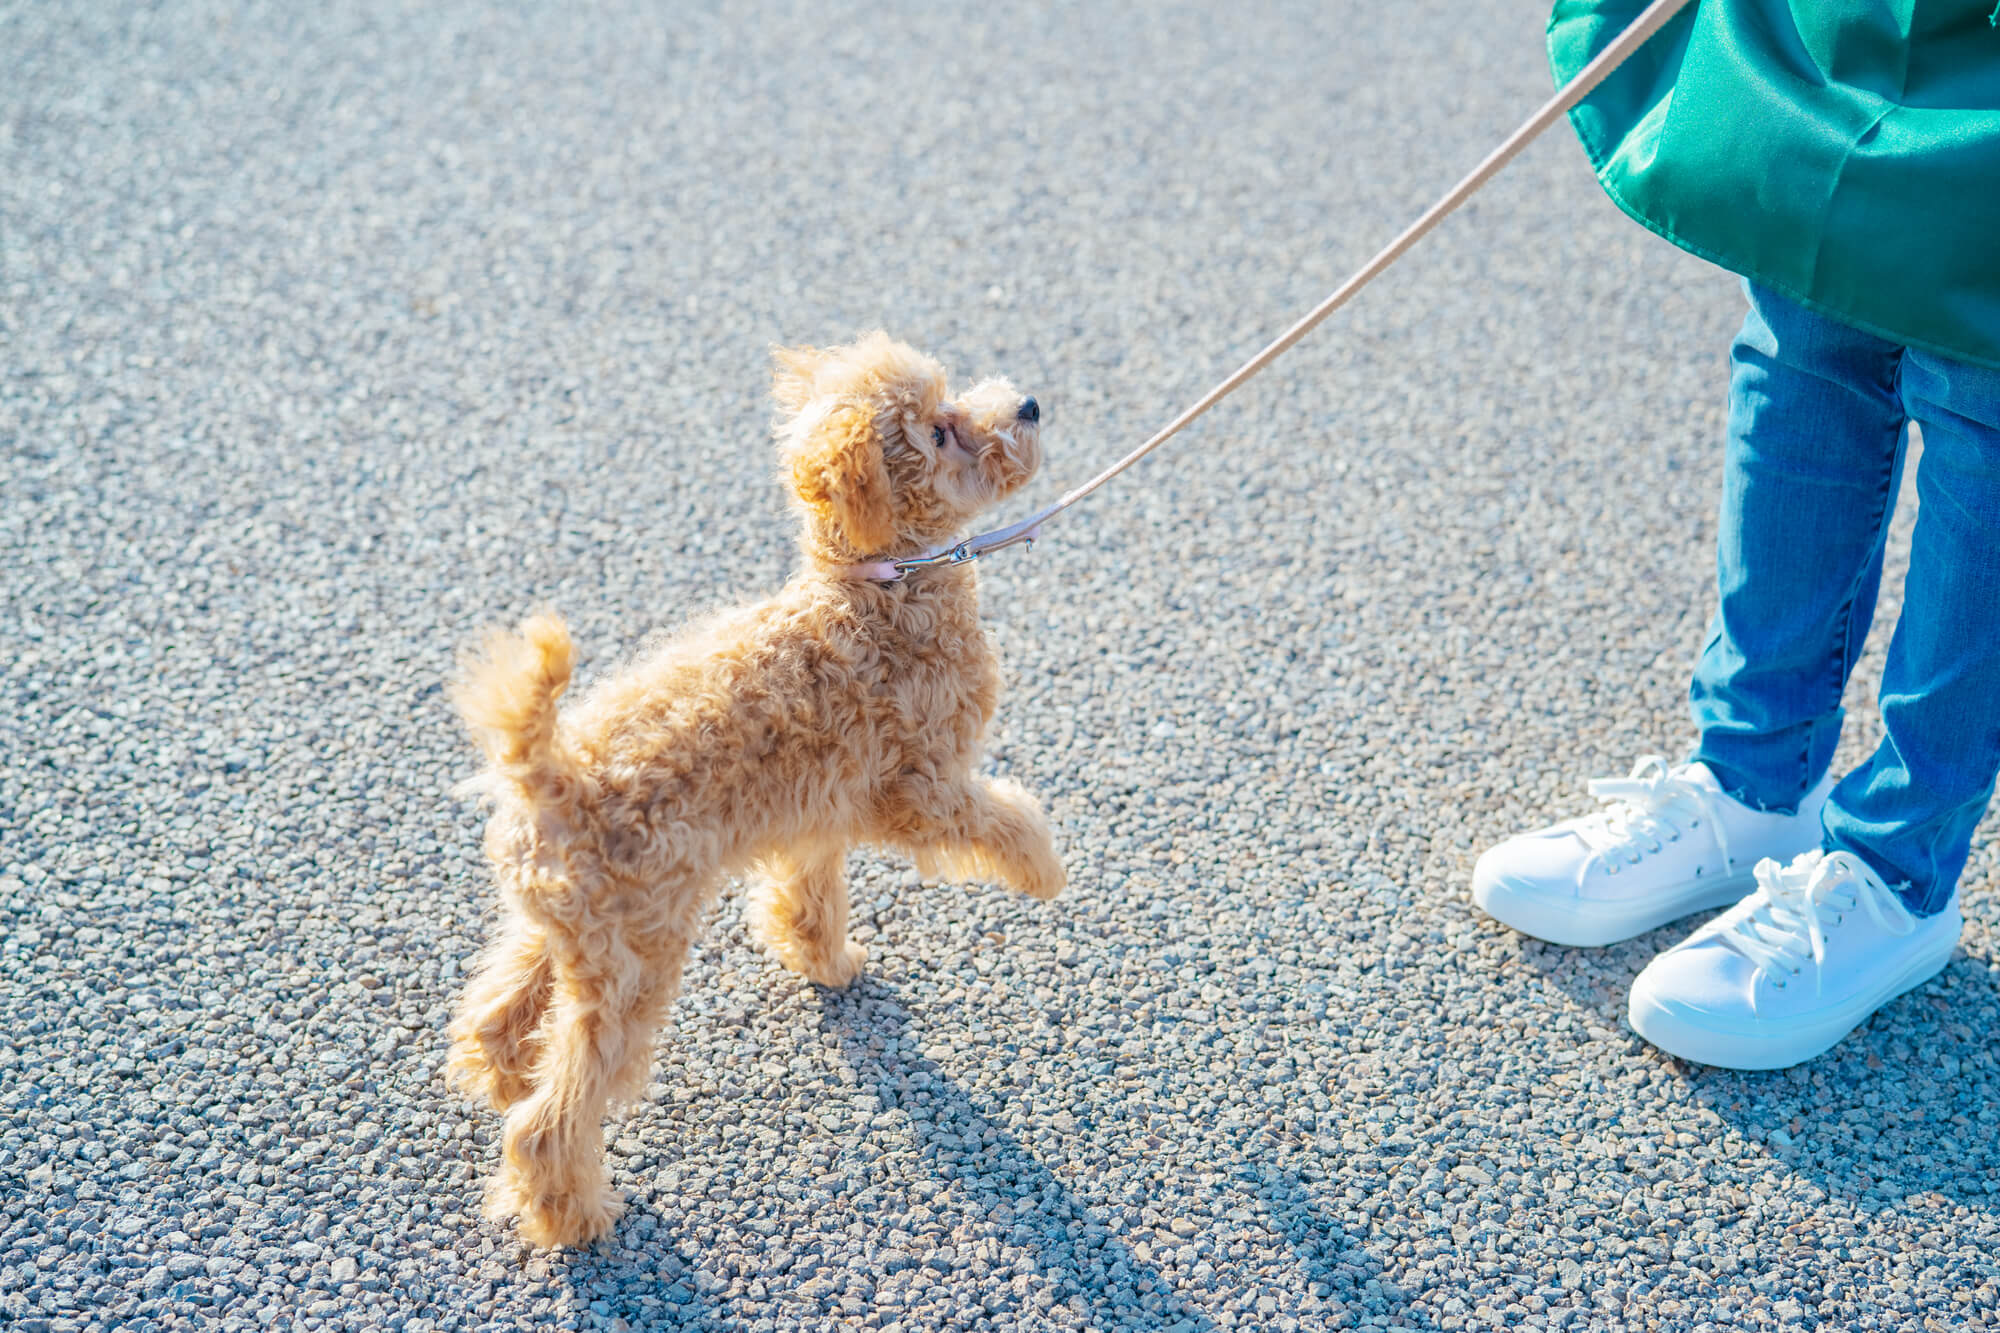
[1628,850,1961,1070]
[1471,755,1832,947]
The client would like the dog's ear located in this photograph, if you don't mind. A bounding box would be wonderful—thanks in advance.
[787,404,896,553]
[771,344,824,415]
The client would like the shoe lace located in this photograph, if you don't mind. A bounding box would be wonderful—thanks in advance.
[1723,850,1915,995]
[1574,755,1734,889]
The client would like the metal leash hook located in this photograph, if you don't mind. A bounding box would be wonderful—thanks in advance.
[891,0,1692,581]
[891,503,1057,578]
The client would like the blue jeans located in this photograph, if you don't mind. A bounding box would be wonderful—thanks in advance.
[1689,282,2000,917]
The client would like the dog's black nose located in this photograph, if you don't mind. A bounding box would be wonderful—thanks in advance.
[1017,397,1039,423]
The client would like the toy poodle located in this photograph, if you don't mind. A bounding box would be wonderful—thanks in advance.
[444,332,1065,1247]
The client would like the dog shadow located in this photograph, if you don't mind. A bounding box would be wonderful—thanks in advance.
[444,1178,722,1328]
[1515,921,2000,1216]
[473,978,1414,1330]
[814,978,1437,1330]
[815,978,1220,1329]
[1204,1143,1445,1331]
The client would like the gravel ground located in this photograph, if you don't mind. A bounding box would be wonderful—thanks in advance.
[6,1,1998,1329]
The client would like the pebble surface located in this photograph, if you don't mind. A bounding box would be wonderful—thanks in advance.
[5,1,1996,1330]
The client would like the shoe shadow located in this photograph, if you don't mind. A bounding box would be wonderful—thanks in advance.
[815,977,1223,1330]
[1512,917,2000,1215]
[1680,945,2000,1214]
[1509,924,1675,1024]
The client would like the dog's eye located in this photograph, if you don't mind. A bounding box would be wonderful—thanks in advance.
[931,425,946,449]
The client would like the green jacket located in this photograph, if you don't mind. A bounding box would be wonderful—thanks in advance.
[1550,0,2000,368]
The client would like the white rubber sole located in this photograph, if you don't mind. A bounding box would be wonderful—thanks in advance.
[1471,866,1756,948]
[1627,938,1958,1070]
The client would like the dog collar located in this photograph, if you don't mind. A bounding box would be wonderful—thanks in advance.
[833,561,904,584]
[831,509,1052,587]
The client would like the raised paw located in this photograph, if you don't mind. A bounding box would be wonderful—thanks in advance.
[1019,864,1067,901]
[1014,848,1067,902]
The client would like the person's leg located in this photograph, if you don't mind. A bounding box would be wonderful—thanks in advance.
[1627,319,1996,1071]
[1472,282,1896,948]
[1822,348,2000,915]
[1689,281,1910,813]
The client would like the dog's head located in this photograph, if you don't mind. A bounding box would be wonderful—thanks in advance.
[772,332,1042,560]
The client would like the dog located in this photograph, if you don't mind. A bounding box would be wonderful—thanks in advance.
[444,332,1066,1248]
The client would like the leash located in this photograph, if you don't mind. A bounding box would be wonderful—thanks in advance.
[886,0,1693,581]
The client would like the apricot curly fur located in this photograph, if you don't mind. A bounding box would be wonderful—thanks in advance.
[445,333,1065,1248]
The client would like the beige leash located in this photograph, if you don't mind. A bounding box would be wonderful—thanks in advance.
[891,0,1695,578]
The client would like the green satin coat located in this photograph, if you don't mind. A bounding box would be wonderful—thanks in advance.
[1550,0,2000,368]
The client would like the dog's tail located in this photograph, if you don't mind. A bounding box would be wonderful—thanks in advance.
[451,612,576,801]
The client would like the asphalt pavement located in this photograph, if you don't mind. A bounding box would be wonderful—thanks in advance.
[5,1,1998,1329]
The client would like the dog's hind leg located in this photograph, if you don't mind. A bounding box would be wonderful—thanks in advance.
[881,775,1065,902]
[746,844,867,987]
[488,929,687,1249]
[447,911,554,1112]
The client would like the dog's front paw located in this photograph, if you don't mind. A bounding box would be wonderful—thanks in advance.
[1013,847,1067,902]
[750,898,869,986]
[798,937,867,989]
[766,936,866,988]
[1020,865,1066,901]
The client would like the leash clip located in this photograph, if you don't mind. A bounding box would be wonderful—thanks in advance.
[886,501,1059,580]
[885,542,976,580]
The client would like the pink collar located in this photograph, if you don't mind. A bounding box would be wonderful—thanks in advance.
[827,521,1043,586]
[832,560,903,584]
